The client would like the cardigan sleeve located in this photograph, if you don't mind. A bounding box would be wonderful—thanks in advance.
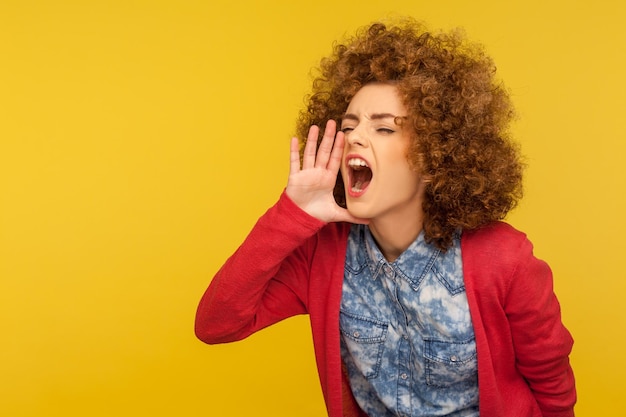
[504,234,576,417]
[194,191,326,344]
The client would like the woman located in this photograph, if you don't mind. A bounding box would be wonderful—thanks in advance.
[195,20,576,417]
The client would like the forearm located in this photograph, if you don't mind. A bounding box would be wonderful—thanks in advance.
[507,243,576,415]
[195,192,325,344]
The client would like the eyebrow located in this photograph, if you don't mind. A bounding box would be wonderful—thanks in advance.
[342,113,404,122]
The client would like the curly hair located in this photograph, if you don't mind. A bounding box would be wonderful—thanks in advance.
[296,19,524,250]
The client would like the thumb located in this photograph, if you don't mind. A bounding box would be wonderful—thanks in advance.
[332,207,370,225]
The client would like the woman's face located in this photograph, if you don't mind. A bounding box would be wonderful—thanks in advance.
[340,83,426,223]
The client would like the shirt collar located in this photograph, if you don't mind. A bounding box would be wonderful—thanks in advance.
[363,226,442,286]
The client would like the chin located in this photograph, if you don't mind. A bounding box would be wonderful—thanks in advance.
[345,201,372,221]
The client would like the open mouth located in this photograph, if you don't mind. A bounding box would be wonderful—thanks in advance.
[347,157,372,194]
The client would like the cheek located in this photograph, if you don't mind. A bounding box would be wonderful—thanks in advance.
[386,163,421,190]
[385,147,412,171]
[388,141,411,163]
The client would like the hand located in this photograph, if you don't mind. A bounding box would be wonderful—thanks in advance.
[286,120,368,224]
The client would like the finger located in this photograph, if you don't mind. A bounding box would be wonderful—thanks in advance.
[302,125,319,170]
[289,136,301,176]
[314,120,337,168]
[326,130,345,174]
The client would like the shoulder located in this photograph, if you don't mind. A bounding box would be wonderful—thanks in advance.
[460,221,542,289]
[461,221,532,258]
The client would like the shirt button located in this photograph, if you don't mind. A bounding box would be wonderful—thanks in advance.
[400,373,408,380]
[450,355,458,362]
[402,334,409,340]
[353,331,360,338]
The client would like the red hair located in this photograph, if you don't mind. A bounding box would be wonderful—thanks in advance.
[297,20,524,250]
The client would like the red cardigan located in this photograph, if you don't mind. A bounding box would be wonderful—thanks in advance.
[195,193,576,417]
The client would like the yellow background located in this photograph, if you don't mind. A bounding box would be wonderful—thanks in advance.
[1,0,624,416]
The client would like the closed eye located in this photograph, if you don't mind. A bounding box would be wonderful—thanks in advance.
[341,127,354,133]
[377,128,395,134]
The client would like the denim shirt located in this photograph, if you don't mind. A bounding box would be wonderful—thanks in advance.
[340,224,479,417]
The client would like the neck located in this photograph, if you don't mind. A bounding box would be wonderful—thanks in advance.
[368,213,423,262]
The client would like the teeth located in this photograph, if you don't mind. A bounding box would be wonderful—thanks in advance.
[348,158,368,168]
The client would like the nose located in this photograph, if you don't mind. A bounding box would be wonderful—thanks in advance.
[345,125,367,147]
